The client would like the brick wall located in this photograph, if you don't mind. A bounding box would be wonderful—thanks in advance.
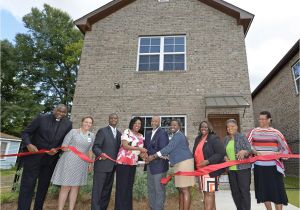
[252,52,299,176]
[72,0,254,143]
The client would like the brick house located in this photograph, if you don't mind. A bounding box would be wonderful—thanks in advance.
[72,0,255,142]
[252,40,299,176]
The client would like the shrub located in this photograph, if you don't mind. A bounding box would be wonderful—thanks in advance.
[0,192,18,204]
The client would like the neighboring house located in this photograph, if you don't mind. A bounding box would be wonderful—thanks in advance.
[252,40,299,176]
[0,132,21,169]
[72,0,255,141]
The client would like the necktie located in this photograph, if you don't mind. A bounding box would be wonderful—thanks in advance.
[112,128,117,139]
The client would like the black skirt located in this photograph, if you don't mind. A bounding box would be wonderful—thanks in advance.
[254,165,288,205]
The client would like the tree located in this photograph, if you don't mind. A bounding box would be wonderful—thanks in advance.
[15,4,83,112]
[1,40,44,136]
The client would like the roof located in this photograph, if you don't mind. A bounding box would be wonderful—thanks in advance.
[205,96,250,108]
[252,39,300,98]
[0,132,21,141]
[74,0,254,35]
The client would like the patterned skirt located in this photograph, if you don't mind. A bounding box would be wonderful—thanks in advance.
[199,174,219,192]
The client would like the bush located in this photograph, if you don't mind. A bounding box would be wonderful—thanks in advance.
[0,192,18,204]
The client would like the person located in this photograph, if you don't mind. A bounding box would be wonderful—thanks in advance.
[144,116,169,210]
[51,116,95,210]
[148,119,195,210]
[223,119,252,210]
[114,117,147,210]
[247,111,291,210]
[18,104,72,210]
[91,113,121,210]
[192,121,225,210]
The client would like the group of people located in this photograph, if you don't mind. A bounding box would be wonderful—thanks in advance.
[17,104,291,210]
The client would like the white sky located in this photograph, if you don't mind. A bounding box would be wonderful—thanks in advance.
[1,0,299,91]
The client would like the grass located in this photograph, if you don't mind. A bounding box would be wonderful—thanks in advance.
[0,191,18,204]
[285,176,300,207]
[0,168,16,176]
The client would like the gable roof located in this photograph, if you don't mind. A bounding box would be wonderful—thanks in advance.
[252,39,300,98]
[0,132,21,141]
[74,0,254,35]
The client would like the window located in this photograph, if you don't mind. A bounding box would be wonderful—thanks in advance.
[137,36,186,71]
[292,60,300,94]
[0,141,8,160]
[137,115,186,138]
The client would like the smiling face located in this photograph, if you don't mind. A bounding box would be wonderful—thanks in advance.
[151,116,160,129]
[109,114,118,127]
[170,120,180,133]
[132,119,141,133]
[227,122,238,136]
[81,117,93,131]
[53,106,67,120]
[199,122,209,135]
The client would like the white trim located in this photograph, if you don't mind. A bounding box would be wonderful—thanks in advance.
[291,60,300,95]
[137,35,186,72]
[0,138,21,142]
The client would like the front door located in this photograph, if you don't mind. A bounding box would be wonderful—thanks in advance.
[208,114,240,140]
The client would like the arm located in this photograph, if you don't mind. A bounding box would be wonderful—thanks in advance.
[92,129,105,157]
[121,140,147,153]
[207,136,225,165]
[236,134,252,159]
[158,134,181,156]
[61,129,74,151]
[21,115,42,152]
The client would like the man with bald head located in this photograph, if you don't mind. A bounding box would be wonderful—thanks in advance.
[18,104,72,210]
[144,116,169,210]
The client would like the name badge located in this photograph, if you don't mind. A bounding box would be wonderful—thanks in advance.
[87,137,92,143]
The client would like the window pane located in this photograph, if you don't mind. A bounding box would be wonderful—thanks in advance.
[151,38,160,45]
[139,55,149,64]
[164,55,174,62]
[175,37,184,45]
[150,63,159,71]
[164,45,174,52]
[164,37,174,45]
[175,45,184,52]
[139,64,149,71]
[175,54,184,63]
[293,62,300,78]
[140,46,150,53]
[164,63,173,71]
[150,55,159,63]
[296,79,300,93]
[140,38,150,45]
[150,46,160,53]
[146,117,152,127]
[0,142,8,155]
[174,63,184,70]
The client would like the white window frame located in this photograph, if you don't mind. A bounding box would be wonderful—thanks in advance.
[136,115,187,137]
[0,141,9,160]
[291,60,300,94]
[136,35,187,72]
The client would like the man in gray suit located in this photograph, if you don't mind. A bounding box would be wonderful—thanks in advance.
[91,113,121,210]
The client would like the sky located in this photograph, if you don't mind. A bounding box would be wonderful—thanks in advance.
[1,0,299,92]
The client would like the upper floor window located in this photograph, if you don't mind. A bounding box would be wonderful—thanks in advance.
[137,36,186,72]
[292,60,300,94]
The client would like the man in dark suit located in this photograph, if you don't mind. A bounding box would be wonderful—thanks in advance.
[91,113,121,210]
[144,116,169,210]
[18,104,72,210]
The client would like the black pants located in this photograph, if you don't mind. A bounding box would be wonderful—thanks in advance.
[18,155,58,210]
[228,168,251,210]
[114,164,136,210]
[91,169,116,210]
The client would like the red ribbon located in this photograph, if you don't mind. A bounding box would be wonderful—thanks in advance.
[161,153,300,184]
[0,146,117,163]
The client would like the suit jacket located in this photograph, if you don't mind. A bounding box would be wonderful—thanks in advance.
[92,126,121,173]
[21,114,72,164]
[193,133,225,177]
[144,127,169,175]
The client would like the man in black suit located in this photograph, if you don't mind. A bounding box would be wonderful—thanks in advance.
[91,113,121,210]
[18,104,72,210]
[144,116,169,210]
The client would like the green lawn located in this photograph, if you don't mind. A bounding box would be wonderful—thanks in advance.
[0,168,16,176]
[285,176,300,207]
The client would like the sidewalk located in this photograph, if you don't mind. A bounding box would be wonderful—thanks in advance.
[215,190,299,210]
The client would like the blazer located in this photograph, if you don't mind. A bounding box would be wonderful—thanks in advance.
[92,126,121,173]
[22,114,72,150]
[193,133,225,177]
[144,127,169,175]
[160,131,193,166]
[223,132,252,170]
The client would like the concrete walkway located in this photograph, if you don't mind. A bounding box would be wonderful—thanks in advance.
[215,190,299,210]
